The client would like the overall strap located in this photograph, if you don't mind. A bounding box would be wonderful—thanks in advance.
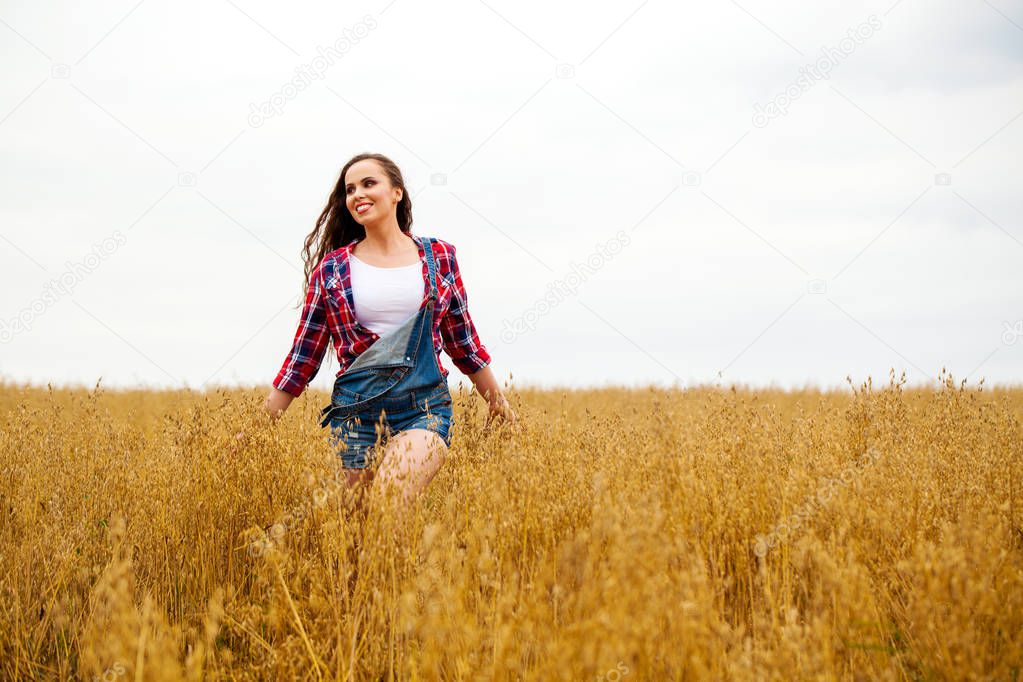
[423,236,438,301]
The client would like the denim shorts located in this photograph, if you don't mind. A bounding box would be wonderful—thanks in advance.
[325,383,453,469]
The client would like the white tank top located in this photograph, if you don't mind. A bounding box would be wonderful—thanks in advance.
[349,253,425,337]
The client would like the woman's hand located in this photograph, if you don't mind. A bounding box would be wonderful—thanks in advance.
[228,430,246,454]
[469,366,519,431]
[485,394,519,430]
[228,389,291,454]
[265,388,294,422]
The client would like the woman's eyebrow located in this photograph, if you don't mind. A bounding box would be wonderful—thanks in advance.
[345,176,375,188]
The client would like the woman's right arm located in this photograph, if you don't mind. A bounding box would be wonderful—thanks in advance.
[267,267,332,420]
[264,387,295,422]
[231,270,329,450]
[233,387,297,449]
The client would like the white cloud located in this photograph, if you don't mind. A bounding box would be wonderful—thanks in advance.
[1,0,1020,393]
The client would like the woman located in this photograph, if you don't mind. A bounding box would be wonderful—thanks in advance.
[262,152,516,507]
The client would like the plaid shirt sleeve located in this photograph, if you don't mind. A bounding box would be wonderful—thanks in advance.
[440,243,492,375]
[273,266,331,397]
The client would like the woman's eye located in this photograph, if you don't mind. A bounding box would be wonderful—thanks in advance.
[347,181,373,193]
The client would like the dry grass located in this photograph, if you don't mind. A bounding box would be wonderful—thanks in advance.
[1,370,1021,680]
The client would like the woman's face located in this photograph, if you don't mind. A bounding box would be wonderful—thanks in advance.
[344,159,402,224]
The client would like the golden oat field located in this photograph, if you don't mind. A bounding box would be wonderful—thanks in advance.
[1,370,1021,681]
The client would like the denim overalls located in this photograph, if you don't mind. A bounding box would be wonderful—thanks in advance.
[318,236,454,469]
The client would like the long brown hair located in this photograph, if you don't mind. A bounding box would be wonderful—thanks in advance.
[299,152,414,296]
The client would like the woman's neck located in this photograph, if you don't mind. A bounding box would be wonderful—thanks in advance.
[353,227,418,265]
[358,225,412,256]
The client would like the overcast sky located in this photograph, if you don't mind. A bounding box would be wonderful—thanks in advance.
[1,0,1021,395]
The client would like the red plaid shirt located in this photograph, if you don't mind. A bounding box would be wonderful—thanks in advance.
[273,234,492,397]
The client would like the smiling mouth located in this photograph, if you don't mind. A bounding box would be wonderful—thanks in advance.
[356,203,373,214]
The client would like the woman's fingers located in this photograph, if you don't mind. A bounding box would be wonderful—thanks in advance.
[228,430,246,454]
[484,398,519,432]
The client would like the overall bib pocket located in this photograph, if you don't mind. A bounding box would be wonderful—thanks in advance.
[318,365,411,427]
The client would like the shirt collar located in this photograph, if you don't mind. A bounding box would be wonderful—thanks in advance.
[341,232,422,257]
[336,232,425,273]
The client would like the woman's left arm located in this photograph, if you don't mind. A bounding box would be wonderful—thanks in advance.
[439,242,517,425]
[468,365,517,425]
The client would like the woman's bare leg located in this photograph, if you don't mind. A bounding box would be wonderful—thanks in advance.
[373,429,449,512]
[339,465,376,596]
[340,463,374,509]
[343,466,374,491]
